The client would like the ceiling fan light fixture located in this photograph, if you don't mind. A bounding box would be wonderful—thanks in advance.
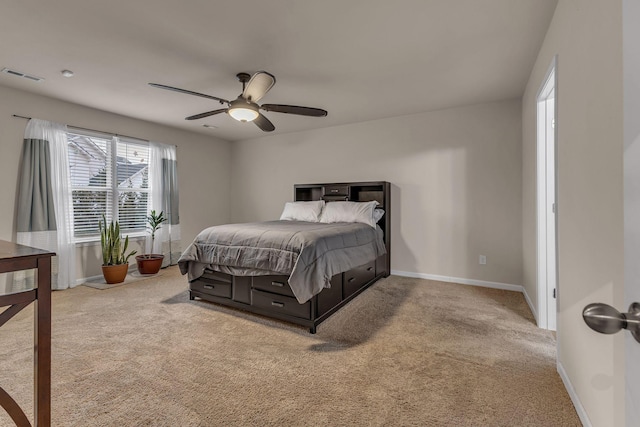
[228,103,259,122]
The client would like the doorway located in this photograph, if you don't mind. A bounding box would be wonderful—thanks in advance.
[536,57,557,331]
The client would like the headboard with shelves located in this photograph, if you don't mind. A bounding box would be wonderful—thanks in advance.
[294,181,390,275]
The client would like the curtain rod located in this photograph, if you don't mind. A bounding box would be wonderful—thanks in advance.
[12,114,150,143]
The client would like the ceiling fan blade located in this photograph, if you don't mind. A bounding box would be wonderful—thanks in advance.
[261,104,327,117]
[242,71,276,103]
[149,83,229,104]
[185,109,227,120]
[254,113,275,132]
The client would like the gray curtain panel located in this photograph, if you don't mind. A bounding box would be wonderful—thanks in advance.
[17,138,57,232]
[161,157,180,265]
[162,158,179,226]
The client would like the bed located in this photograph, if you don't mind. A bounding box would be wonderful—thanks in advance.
[178,181,391,333]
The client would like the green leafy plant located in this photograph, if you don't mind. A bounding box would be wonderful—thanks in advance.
[99,215,137,265]
[145,210,167,256]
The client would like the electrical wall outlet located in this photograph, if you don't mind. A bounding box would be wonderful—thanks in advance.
[479,255,487,265]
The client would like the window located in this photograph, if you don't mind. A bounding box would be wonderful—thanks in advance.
[67,131,149,240]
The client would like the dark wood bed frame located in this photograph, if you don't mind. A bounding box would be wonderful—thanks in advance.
[188,181,391,333]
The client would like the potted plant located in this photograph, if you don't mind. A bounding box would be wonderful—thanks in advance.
[100,216,137,284]
[136,210,167,275]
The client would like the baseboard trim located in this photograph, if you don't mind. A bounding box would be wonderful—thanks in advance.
[522,287,538,324]
[390,270,522,292]
[557,361,591,427]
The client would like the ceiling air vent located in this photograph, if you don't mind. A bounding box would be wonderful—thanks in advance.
[1,68,44,82]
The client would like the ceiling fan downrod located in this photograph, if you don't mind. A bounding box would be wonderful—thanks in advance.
[236,72,251,93]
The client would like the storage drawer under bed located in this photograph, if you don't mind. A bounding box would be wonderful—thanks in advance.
[251,289,311,320]
[190,278,232,299]
[252,275,295,297]
[343,261,376,298]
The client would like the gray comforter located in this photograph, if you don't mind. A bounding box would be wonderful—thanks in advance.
[178,221,386,303]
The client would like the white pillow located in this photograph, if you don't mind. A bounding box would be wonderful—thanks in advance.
[319,201,379,228]
[279,200,325,222]
[373,208,385,223]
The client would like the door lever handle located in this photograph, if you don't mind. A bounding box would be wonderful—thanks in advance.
[582,302,640,343]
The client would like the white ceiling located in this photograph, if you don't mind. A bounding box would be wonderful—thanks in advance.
[0,0,557,142]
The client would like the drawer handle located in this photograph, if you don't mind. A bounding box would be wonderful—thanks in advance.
[367,267,373,271]
[203,284,214,290]
[331,189,339,193]
[271,281,285,287]
[348,277,355,283]
[271,301,284,308]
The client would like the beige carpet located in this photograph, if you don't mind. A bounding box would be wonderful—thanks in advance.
[0,266,580,426]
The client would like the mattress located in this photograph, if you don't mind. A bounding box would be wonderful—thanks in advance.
[178,220,386,303]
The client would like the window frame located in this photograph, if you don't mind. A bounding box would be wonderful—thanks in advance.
[68,130,150,243]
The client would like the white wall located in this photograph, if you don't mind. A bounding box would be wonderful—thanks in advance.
[231,100,523,287]
[522,0,624,425]
[0,85,231,280]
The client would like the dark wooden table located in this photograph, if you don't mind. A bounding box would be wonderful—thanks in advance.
[0,240,54,427]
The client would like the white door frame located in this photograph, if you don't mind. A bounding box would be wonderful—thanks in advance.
[536,56,558,330]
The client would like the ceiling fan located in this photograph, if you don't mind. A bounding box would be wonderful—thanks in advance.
[149,71,328,132]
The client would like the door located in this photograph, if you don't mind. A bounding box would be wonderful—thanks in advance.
[585,5,640,425]
[624,1,640,423]
[624,108,640,426]
[624,1,640,424]
[536,58,557,330]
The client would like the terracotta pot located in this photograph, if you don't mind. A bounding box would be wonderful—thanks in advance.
[101,263,129,284]
[135,254,164,275]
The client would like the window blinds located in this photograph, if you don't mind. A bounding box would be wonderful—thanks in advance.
[68,132,149,238]
[116,137,149,234]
